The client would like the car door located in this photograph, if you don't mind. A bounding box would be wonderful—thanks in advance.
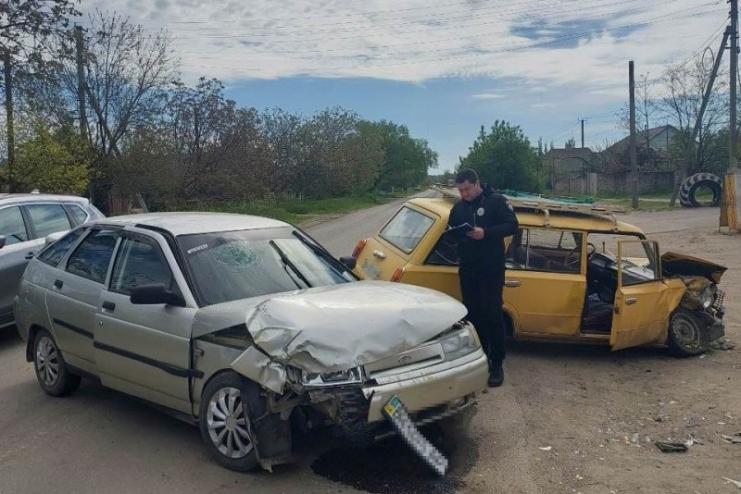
[503,228,587,336]
[45,228,119,372]
[94,230,196,414]
[0,205,35,327]
[610,240,684,350]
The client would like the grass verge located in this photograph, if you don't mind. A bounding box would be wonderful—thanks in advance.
[169,192,408,225]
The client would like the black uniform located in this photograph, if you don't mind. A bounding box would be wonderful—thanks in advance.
[447,185,518,366]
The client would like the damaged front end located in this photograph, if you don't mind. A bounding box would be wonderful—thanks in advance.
[663,252,727,347]
[193,281,489,469]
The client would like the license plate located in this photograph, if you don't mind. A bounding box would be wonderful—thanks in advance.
[382,395,449,476]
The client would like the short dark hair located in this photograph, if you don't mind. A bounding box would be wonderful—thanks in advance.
[455,168,479,184]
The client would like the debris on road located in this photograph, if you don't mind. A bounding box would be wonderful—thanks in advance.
[721,433,741,445]
[655,441,688,453]
[722,477,741,489]
[710,338,736,351]
[539,446,552,451]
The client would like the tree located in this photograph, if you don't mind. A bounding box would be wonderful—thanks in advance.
[564,137,576,149]
[459,120,539,191]
[9,124,90,194]
[81,11,176,207]
[371,121,437,192]
[660,58,727,204]
[0,0,78,191]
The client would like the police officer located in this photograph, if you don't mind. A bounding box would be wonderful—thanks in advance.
[448,168,518,387]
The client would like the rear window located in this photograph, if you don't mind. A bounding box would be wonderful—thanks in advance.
[26,203,72,238]
[379,207,435,253]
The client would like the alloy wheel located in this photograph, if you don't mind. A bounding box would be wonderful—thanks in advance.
[36,336,60,387]
[206,386,253,459]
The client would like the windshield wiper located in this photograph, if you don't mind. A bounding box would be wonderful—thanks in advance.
[292,230,357,279]
[269,240,312,288]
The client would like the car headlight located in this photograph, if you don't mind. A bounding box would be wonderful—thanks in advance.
[439,323,481,361]
[700,286,716,309]
[301,367,364,387]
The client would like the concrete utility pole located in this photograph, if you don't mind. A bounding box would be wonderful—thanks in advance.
[580,119,585,148]
[74,26,88,141]
[720,0,740,231]
[629,61,639,209]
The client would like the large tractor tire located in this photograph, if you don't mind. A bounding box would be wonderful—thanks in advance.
[679,173,722,207]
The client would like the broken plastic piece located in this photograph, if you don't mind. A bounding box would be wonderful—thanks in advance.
[721,433,741,445]
[654,441,688,453]
[723,477,741,489]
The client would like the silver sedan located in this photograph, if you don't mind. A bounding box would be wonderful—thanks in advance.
[15,212,489,471]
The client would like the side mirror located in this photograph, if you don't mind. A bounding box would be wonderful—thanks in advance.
[339,256,357,270]
[130,284,186,307]
[45,231,66,246]
[0,235,5,249]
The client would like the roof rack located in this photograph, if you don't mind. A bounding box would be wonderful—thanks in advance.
[431,184,626,230]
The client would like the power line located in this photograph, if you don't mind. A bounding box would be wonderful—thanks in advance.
[146,0,677,41]
[175,0,681,55]
[173,0,722,71]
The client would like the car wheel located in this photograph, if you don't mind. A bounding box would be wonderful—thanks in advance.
[33,330,81,396]
[198,372,259,472]
[667,310,707,357]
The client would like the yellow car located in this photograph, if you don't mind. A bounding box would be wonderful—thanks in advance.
[349,191,727,357]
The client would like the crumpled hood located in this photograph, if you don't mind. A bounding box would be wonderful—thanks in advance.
[662,252,727,284]
[192,280,467,379]
[240,281,466,373]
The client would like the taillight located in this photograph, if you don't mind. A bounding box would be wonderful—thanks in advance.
[390,267,405,282]
[352,239,367,258]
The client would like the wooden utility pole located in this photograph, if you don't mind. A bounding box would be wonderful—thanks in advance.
[580,119,585,148]
[670,29,729,206]
[629,61,639,209]
[720,0,739,231]
[3,51,14,193]
[74,26,89,141]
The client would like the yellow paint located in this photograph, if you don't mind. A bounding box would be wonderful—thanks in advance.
[719,172,738,231]
[609,241,686,350]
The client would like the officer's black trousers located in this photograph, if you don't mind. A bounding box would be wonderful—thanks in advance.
[459,272,506,365]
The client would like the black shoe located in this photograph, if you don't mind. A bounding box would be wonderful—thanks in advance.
[488,364,504,387]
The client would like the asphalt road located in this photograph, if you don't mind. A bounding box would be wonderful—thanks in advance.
[1,194,739,494]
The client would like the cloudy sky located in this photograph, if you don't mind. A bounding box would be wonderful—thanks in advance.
[81,0,728,171]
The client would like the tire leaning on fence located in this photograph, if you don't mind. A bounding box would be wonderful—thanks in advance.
[678,172,723,207]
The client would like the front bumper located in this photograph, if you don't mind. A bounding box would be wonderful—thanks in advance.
[362,350,489,423]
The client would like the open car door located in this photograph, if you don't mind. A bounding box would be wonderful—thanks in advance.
[610,240,678,351]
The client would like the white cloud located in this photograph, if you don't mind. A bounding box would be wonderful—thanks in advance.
[471,92,506,100]
[78,0,728,106]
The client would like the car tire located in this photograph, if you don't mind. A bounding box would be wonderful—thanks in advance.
[33,329,81,396]
[667,309,707,357]
[198,372,260,472]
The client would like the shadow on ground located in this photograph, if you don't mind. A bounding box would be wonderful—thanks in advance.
[310,421,478,494]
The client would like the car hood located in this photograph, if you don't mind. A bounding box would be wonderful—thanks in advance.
[192,280,467,378]
[661,252,727,284]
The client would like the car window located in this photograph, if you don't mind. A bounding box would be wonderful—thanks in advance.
[26,203,72,238]
[67,204,89,225]
[110,237,174,294]
[67,229,119,284]
[426,234,459,266]
[506,228,583,273]
[379,207,435,253]
[0,206,29,245]
[37,228,86,267]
